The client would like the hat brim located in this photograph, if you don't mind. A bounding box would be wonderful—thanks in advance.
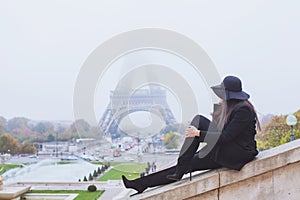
[227,91,250,100]
[211,84,250,100]
[211,84,226,99]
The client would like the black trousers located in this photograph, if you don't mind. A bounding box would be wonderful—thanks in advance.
[132,115,222,188]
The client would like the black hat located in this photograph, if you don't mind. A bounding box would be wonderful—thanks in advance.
[211,76,250,100]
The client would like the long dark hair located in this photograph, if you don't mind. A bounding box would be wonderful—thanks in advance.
[214,99,261,131]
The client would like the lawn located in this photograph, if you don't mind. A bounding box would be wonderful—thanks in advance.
[56,161,72,165]
[97,162,147,181]
[28,190,104,200]
[0,164,20,175]
[92,161,126,166]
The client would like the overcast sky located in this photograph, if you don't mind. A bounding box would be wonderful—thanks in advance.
[0,0,299,122]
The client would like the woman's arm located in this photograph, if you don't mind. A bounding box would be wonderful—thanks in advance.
[185,125,200,138]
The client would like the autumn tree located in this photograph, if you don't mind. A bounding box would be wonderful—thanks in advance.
[0,116,104,143]
[60,119,102,140]
[33,122,54,134]
[164,132,180,149]
[256,109,300,150]
[6,117,37,143]
[11,127,38,143]
[19,141,36,154]
[160,123,186,135]
[59,120,87,140]
[0,133,19,154]
[7,117,30,131]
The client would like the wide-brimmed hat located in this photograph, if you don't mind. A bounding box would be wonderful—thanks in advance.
[211,76,250,100]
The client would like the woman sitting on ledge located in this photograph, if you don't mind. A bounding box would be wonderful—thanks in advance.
[122,75,260,196]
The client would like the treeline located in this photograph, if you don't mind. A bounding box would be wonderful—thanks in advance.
[0,133,35,154]
[256,109,300,150]
[0,117,102,154]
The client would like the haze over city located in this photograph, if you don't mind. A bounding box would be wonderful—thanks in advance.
[1,0,299,123]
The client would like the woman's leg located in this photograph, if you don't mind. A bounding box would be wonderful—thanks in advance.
[178,115,211,163]
[123,152,221,193]
[187,152,221,172]
[122,165,177,195]
[122,115,212,193]
[167,115,211,180]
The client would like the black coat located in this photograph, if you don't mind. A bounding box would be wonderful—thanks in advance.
[199,103,259,170]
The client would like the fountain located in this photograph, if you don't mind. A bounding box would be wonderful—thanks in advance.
[0,154,11,164]
[3,158,102,184]
[0,158,101,199]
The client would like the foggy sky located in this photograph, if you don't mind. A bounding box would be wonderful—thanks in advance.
[1,0,299,122]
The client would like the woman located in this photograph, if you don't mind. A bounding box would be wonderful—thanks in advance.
[122,75,260,196]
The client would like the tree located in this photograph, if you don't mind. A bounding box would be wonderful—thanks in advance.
[93,170,98,177]
[101,166,105,173]
[87,184,97,192]
[10,127,37,143]
[71,119,91,134]
[19,141,36,154]
[160,124,178,134]
[60,119,91,140]
[33,122,54,134]
[7,117,29,131]
[0,117,101,143]
[47,134,55,142]
[0,117,7,134]
[0,134,19,154]
[256,109,300,150]
[88,173,93,181]
[164,132,180,149]
[6,117,37,143]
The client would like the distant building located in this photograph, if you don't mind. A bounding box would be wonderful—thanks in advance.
[75,138,96,143]
[39,141,69,155]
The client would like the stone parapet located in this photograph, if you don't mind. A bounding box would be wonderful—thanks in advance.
[134,139,300,200]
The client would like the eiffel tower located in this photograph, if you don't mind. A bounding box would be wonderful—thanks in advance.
[99,85,177,139]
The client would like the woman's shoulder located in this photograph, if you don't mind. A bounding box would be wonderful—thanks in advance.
[232,102,255,118]
[233,102,252,111]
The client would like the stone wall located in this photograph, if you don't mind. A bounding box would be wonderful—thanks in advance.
[135,139,300,200]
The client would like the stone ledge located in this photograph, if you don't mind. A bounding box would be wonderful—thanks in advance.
[134,170,219,200]
[134,139,300,200]
[0,186,31,200]
[23,193,79,200]
[219,139,300,186]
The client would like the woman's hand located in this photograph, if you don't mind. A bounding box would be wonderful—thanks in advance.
[185,125,200,138]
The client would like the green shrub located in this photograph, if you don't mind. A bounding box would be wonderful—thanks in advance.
[93,170,98,177]
[83,176,88,181]
[87,184,97,192]
[89,173,93,181]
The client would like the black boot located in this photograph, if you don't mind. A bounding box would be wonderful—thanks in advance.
[166,137,199,181]
[166,173,183,181]
[122,175,147,196]
[166,164,189,181]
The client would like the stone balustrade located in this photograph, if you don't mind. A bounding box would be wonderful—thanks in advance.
[132,139,300,200]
